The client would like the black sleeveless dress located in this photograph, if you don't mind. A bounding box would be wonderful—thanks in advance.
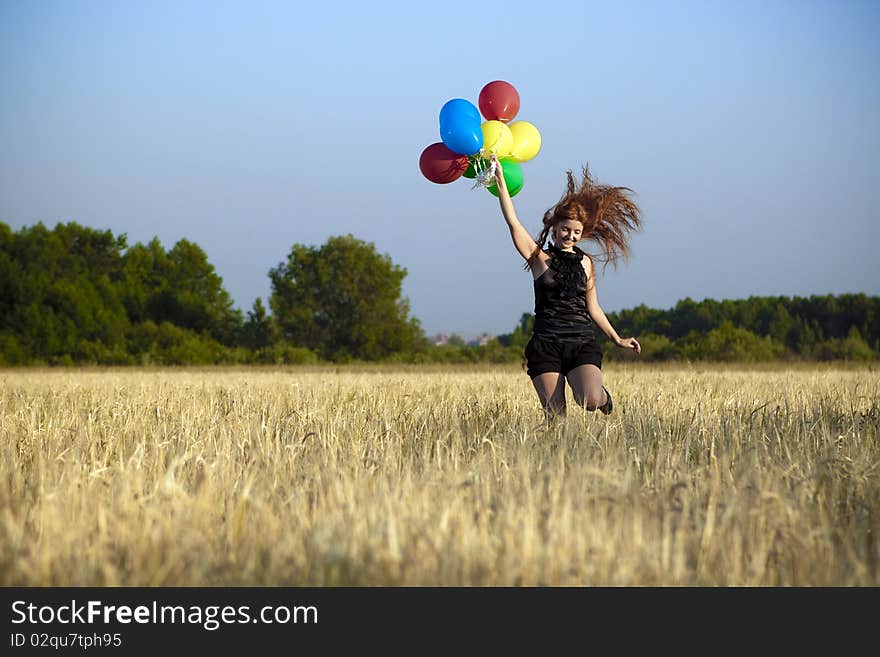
[525,244,603,377]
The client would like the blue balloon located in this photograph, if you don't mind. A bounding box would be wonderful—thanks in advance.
[441,120,483,155]
[439,99,483,155]
[439,98,480,128]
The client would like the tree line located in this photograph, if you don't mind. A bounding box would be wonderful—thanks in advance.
[612,293,879,361]
[1,222,876,365]
[497,294,879,362]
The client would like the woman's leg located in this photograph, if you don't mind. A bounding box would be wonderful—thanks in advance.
[531,372,567,419]
[565,364,608,411]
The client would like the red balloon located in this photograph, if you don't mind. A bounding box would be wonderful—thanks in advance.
[419,142,469,184]
[479,80,520,123]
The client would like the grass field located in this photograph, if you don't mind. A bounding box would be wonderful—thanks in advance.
[1,363,877,586]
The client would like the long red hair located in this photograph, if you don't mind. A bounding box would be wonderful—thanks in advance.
[526,166,642,270]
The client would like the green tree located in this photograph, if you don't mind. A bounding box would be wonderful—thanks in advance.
[634,332,679,360]
[269,234,424,360]
[446,334,467,347]
[679,322,786,361]
[241,297,277,350]
[0,222,130,362]
[0,222,249,364]
[814,327,876,361]
[497,313,534,349]
[121,237,243,345]
[768,303,795,348]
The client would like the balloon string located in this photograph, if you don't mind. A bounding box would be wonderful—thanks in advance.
[471,157,496,190]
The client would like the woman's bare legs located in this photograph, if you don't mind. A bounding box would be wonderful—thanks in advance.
[530,372,567,421]
[565,364,608,411]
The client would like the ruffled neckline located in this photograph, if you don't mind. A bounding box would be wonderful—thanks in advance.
[545,243,586,297]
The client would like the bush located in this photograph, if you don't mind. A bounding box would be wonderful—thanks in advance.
[127,321,230,365]
[258,343,319,365]
[605,332,679,361]
[0,334,28,365]
[813,328,877,361]
[679,322,786,361]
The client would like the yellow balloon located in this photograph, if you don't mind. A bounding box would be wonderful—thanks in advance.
[480,120,513,157]
[509,121,542,162]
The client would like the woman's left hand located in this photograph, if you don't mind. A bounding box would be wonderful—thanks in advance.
[616,337,641,354]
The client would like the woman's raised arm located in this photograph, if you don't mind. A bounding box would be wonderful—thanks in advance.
[491,155,539,263]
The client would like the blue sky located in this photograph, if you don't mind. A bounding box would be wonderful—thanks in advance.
[2,0,879,337]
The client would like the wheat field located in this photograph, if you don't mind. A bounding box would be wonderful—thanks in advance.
[1,363,877,586]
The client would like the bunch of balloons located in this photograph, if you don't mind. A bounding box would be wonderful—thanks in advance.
[418,80,541,197]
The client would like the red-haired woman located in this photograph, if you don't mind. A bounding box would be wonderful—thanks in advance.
[491,154,643,419]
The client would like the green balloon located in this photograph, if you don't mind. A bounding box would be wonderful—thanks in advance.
[488,158,524,197]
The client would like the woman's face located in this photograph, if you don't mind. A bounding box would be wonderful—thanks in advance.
[553,220,583,250]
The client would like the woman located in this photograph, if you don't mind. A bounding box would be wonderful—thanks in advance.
[491,154,643,418]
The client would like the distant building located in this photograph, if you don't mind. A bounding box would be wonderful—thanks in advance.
[467,333,495,347]
[431,333,494,347]
[430,333,451,346]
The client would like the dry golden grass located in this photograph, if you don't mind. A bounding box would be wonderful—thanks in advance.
[1,363,877,586]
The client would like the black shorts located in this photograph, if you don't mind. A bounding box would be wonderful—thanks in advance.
[525,333,603,379]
